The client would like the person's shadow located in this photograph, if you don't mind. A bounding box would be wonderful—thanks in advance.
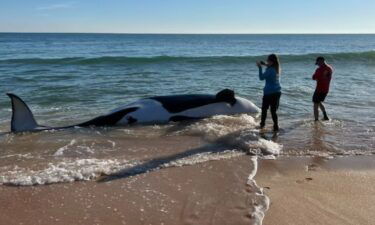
[97,128,270,183]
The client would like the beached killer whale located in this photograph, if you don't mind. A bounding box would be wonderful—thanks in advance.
[7,89,260,132]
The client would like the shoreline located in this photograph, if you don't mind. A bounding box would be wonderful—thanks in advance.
[0,155,374,225]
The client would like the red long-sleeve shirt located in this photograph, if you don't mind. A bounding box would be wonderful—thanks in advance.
[312,64,333,93]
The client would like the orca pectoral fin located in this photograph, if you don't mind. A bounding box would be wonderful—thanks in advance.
[6,93,39,132]
[77,107,139,127]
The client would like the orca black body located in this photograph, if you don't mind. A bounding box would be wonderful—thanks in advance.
[6,89,260,132]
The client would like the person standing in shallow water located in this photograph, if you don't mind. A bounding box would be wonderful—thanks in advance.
[312,56,333,121]
[256,54,282,132]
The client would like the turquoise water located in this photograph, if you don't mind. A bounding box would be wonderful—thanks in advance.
[0,33,374,186]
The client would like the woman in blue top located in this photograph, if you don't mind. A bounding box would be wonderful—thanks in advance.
[256,54,282,131]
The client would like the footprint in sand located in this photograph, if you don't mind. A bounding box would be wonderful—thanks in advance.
[296,177,313,184]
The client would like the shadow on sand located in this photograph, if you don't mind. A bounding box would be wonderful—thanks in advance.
[97,143,232,183]
[96,127,280,183]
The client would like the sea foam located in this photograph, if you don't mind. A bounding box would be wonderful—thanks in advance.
[247,157,270,225]
[1,150,249,186]
[178,114,282,155]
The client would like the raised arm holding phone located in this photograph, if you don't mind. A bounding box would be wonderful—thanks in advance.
[256,54,282,132]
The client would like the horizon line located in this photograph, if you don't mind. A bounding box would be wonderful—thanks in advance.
[1,31,375,35]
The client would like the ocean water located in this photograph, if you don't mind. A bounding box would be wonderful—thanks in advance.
[0,33,375,223]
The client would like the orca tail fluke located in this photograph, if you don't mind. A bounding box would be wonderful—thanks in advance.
[7,93,39,132]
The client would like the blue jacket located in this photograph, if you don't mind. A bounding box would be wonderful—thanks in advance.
[259,67,281,95]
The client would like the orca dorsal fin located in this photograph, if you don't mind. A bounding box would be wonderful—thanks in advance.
[6,93,39,132]
[216,89,236,106]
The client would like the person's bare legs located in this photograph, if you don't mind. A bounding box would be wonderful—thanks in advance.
[319,103,329,120]
[314,103,319,121]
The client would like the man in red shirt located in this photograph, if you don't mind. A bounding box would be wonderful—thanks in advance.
[312,56,333,121]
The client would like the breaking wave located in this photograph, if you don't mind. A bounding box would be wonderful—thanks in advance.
[1,51,375,65]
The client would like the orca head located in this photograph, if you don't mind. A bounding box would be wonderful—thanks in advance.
[216,89,236,106]
[215,89,260,113]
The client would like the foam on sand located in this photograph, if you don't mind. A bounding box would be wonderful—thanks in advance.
[1,114,281,190]
[0,159,138,186]
[179,114,282,155]
[1,150,252,186]
[247,157,270,225]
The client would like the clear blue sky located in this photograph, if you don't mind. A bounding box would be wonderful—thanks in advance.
[1,0,374,33]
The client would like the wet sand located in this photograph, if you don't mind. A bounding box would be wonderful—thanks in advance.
[0,156,266,225]
[257,156,375,225]
[1,156,375,225]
